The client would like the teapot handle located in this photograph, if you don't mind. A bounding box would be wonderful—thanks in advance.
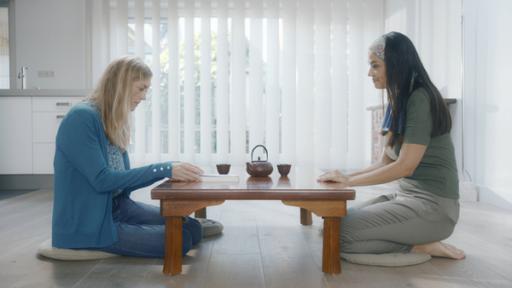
[251,144,269,162]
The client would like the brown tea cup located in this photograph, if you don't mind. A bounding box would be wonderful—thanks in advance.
[216,164,231,175]
[277,164,292,177]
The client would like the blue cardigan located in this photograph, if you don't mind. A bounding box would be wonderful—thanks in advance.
[52,102,172,248]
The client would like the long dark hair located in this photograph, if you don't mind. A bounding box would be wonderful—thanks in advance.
[383,32,451,146]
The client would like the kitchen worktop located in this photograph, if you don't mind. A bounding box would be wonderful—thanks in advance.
[0,89,91,97]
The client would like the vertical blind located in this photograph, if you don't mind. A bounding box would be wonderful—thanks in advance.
[91,0,385,169]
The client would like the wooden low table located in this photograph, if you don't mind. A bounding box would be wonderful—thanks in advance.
[151,167,355,275]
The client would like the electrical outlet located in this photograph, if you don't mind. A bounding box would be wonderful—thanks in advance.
[37,70,55,78]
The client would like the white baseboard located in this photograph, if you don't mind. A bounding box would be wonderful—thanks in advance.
[0,174,53,191]
[478,185,512,211]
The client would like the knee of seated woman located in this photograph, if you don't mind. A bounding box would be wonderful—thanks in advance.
[340,231,358,244]
[339,223,360,243]
[182,230,193,255]
[184,217,202,245]
[437,221,456,241]
[340,240,359,254]
[339,216,364,243]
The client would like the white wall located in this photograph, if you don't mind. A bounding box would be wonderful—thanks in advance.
[13,0,88,90]
[463,0,512,209]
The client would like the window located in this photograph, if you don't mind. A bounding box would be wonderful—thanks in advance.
[0,1,9,89]
[96,0,384,168]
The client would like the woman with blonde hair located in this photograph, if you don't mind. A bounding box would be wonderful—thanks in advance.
[52,56,209,257]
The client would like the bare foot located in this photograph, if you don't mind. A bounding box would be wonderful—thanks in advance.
[411,242,465,260]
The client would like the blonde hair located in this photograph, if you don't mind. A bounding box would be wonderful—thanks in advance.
[90,56,152,150]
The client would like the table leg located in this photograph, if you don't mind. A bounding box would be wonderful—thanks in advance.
[163,217,183,275]
[195,207,207,218]
[300,208,312,225]
[322,217,341,274]
[282,200,346,274]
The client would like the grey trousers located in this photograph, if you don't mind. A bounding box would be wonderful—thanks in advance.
[340,181,460,254]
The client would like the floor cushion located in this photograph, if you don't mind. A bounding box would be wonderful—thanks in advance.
[197,218,224,237]
[341,252,431,267]
[37,239,118,261]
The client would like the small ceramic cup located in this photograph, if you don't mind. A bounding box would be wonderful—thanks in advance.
[277,164,292,177]
[216,164,231,175]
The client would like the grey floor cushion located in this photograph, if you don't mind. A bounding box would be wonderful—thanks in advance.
[37,239,118,261]
[341,252,431,267]
[197,218,224,237]
[39,219,223,260]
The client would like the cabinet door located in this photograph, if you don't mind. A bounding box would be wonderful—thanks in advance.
[15,0,87,90]
[32,97,80,112]
[31,96,83,174]
[33,143,55,174]
[32,112,65,143]
[0,97,33,174]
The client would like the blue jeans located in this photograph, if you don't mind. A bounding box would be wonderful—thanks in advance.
[97,194,202,258]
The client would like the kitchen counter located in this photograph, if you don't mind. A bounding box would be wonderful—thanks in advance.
[0,89,91,97]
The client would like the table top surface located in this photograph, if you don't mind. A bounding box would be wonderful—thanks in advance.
[151,166,356,201]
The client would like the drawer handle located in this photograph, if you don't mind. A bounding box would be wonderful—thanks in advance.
[56,115,65,119]
[56,102,71,107]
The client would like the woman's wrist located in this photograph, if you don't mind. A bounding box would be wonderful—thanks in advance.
[346,176,355,186]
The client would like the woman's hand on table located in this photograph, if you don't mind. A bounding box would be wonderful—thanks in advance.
[171,162,204,182]
[317,170,350,185]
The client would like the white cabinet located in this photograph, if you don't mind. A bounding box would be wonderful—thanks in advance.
[31,97,83,174]
[14,0,87,90]
[0,95,84,175]
[33,143,55,174]
[0,95,87,175]
[0,97,33,174]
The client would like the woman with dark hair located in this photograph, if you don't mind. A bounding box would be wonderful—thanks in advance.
[318,32,464,259]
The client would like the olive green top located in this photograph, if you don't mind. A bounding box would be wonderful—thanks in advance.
[393,88,459,199]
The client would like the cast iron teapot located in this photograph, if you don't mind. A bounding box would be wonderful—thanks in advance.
[246,145,273,177]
